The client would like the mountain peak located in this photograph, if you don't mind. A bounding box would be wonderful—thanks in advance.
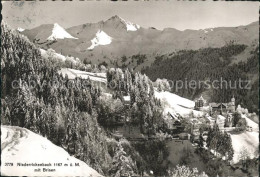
[106,15,140,31]
[106,15,125,23]
[109,15,121,20]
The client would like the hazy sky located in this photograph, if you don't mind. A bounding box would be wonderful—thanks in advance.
[3,1,259,30]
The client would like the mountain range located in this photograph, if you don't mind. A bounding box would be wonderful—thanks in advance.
[20,15,259,66]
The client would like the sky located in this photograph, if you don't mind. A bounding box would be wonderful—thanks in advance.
[2,1,259,31]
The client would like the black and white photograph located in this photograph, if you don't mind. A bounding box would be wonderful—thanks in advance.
[1,1,259,176]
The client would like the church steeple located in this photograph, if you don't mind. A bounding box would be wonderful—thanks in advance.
[231,95,235,103]
[230,95,236,112]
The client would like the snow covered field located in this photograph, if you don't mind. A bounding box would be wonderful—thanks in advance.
[58,68,107,83]
[230,131,259,163]
[155,91,204,118]
[1,126,102,176]
[69,68,107,78]
[242,114,259,130]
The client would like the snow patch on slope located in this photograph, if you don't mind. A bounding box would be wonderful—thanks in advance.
[119,16,140,31]
[17,27,25,32]
[230,131,258,163]
[155,91,203,118]
[58,68,107,83]
[88,30,112,50]
[242,114,259,130]
[47,23,77,41]
[200,28,214,34]
[1,125,101,176]
[155,91,194,108]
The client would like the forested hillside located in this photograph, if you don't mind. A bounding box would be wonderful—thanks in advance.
[1,21,113,175]
[143,44,259,114]
[0,22,171,176]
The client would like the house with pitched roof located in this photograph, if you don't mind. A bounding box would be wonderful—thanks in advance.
[209,96,236,115]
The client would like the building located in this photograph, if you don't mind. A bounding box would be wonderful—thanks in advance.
[225,113,233,127]
[164,112,184,134]
[123,95,131,104]
[215,115,226,129]
[194,95,207,110]
[209,96,236,115]
[204,114,215,127]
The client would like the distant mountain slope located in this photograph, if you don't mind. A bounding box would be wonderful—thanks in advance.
[1,126,102,176]
[143,44,259,114]
[20,17,259,65]
[22,23,77,43]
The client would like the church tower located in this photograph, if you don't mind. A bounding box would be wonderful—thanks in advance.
[230,95,235,112]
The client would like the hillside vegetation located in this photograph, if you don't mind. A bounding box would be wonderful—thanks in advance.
[1,22,113,175]
[143,44,259,114]
[1,22,170,176]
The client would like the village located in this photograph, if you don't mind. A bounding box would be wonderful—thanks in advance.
[109,93,255,140]
[1,2,259,176]
[57,68,258,165]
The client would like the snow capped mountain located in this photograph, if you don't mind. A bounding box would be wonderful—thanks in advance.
[17,27,25,32]
[88,30,112,50]
[106,15,140,31]
[21,18,258,63]
[47,23,77,41]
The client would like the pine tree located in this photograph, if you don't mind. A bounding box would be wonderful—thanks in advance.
[110,142,135,177]
[158,82,163,92]
[206,127,212,148]
[198,131,204,150]
[148,80,154,98]
[24,110,31,128]
[30,110,38,133]
[226,133,234,162]
[4,106,11,125]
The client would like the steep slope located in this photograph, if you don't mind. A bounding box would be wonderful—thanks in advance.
[88,30,112,50]
[154,91,204,118]
[230,131,258,163]
[1,21,112,175]
[143,44,259,114]
[1,126,102,176]
[47,23,77,41]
